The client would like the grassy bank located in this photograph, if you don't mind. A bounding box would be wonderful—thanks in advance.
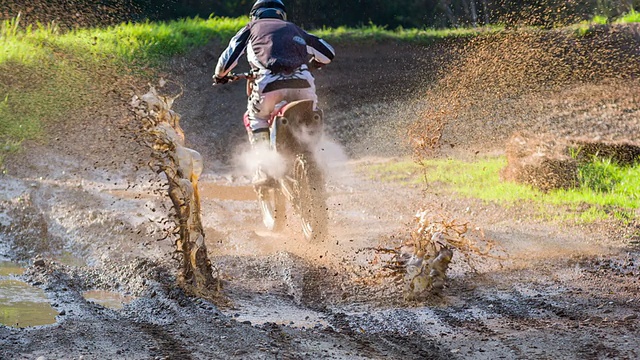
[363,156,640,223]
[0,15,248,168]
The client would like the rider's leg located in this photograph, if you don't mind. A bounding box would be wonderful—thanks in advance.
[246,83,286,186]
[249,129,271,186]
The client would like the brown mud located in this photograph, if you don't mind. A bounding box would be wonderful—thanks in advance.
[1,25,640,359]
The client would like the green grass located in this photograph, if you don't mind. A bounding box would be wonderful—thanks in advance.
[1,15,248,66]
[0,15,249,167]
[362,156,640,223]
[575,9,640,36]
[616,9,640,23]
[51,16,247,66]
[312,23,502,44]
[0,94,42,146]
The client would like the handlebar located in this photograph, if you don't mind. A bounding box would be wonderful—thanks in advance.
[225,72,256,82]
[214,61,324,86]
[212,72,255,86]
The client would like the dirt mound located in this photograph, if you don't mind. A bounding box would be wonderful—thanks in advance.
[411,24,640,158]
[502,132,578,191]
[501,132,640,191]
[570,138,640,165]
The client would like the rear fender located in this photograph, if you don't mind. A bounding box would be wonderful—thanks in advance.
[271,99,323,154]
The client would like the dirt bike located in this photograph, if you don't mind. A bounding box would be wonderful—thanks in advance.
[219,72,328,241]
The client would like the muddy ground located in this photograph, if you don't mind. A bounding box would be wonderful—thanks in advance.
[1,25,640,359]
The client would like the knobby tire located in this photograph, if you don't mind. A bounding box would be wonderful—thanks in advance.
[294,153,328,242]
[258,186,286,232]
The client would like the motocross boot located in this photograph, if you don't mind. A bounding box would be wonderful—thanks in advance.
[250,130,274,187]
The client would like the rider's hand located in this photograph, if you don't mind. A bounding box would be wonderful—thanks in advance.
[309,60,324,71]
[213,75,229,85]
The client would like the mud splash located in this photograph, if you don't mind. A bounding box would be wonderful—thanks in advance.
[130,82,220,298]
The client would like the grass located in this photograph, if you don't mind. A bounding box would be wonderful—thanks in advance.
[1,15,248,66]
[312,23,503,44]
[362,156,640,223]
[615,9,640,23]
[575,9,640,36]
[0,15,249,167]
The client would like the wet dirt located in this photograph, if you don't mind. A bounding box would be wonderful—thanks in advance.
[1,26,640,359]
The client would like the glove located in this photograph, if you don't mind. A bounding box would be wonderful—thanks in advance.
[309,59,324,70]
[213,75,229,85]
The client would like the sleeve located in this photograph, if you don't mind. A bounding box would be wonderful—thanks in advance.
[214,25,251,78]
[303,32,335,65]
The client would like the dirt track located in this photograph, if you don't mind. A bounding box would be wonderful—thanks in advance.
[1,26,640,359]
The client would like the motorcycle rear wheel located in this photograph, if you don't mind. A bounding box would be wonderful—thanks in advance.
[294,153,328,241]
[257,186,286,231]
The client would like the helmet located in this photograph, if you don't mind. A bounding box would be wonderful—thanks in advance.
[250,0,287,21]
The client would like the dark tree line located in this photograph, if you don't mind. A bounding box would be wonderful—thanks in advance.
[141,0,640,28]
[2,0,639,29]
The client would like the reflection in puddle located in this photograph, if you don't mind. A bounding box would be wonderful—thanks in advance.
[83,290,135,310]
[0,270,58,328]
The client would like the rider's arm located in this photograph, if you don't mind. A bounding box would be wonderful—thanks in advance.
[214,25,251,78]
[303,32,335,66]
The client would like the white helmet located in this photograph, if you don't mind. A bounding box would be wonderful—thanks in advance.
[250,0,287,21]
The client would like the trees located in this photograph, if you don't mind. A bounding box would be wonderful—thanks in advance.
[137,0,640,28]
[2,0,639,29]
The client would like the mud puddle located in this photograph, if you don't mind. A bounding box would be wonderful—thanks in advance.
[225,295,331,329]
[106,179,257,202]
[0,260,58,328]
[199,182,256,201]
[82,290,136,310]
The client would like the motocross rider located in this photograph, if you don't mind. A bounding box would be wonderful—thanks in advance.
[213,0,335,185]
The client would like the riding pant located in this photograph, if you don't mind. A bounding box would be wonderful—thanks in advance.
[245,67,317,132]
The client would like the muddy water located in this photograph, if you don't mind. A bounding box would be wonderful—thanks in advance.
[199,182,256,201]
[0,261,58,328]
[82,290,135,310]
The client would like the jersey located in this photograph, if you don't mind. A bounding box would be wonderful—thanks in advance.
[214,18,335,77]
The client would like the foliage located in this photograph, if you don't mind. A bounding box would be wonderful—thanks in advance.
[577,157,621,193]
[591,15,610,24]
[53,16,247,65]
[0,94,41,148]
